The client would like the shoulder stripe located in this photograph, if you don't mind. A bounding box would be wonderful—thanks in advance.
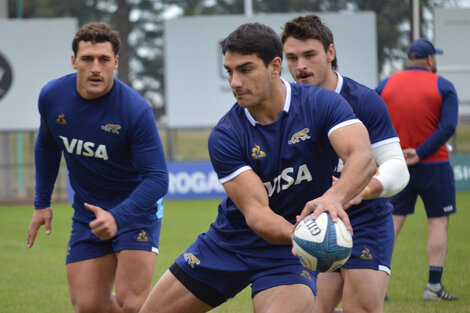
[219,165,252,184]
[328,119,361,137]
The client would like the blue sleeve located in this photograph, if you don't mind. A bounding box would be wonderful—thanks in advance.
[416,77,458,160]
[34,89,62,210]
[208,119,246,180]
[108,106,169,229]
[316,88,358,134]
[375,77,389,95]
[355,89,398,147]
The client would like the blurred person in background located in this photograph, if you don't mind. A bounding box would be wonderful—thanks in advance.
[282,14,409,313]
[376,37,458,301]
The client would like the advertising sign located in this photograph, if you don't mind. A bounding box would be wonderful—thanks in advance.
[165,12,378,128]
[0,18,77,130]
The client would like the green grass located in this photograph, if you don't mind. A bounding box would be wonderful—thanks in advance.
[1,194,469,313]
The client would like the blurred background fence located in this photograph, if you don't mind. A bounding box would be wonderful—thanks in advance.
[0,126,214,203]
[1,122,470,203]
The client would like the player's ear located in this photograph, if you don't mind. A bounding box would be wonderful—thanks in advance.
[426,55,433,66]
[270,56,283,77]
[114,54,119,69]
[71,55,77,69]
[327,43,336,63]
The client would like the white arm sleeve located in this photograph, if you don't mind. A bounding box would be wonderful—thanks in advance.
[373,141,410,198]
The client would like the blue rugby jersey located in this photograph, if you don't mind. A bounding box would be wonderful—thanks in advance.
[34,73,168,229]
[335,74,398,221]
[206,79,359,258]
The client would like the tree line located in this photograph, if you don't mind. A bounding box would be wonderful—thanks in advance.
[7,0,459,119]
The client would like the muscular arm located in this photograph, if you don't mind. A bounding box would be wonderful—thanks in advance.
[300,123,376,232]
[326,123,376,205]
[223,170,294,245]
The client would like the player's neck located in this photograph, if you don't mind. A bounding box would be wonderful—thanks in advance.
[250,78,286,125]
[319,70,338,91]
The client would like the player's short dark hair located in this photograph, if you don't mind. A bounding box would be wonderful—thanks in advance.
[220,23,283,67]
[281,14,338,70]
[72,22,120,56]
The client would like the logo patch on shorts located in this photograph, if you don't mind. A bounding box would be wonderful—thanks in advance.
[137,230,148,242]
[443,205,453,212]
[183,253,200,268]
[300,270,312,282]
[360,247,373,260]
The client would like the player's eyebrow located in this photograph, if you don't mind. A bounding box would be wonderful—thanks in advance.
[286,49,317,56]
[224,61,255,71]
[236,61,254,69]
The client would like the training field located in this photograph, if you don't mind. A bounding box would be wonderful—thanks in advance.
[1,193,469,313]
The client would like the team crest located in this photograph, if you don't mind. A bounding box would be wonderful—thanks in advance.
[251,144,266,159]
[56,113,67,125]
[360,247,373,260]
[101,124,121,134]
[288,128,310,145]
[300,270,312,282]
[137,230,148,242]
[183,253,201,268]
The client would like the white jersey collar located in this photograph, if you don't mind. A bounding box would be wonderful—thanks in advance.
[334,72,343,94]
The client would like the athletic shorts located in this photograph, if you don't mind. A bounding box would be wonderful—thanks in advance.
[341,213,394,274]
[66,218,161,264]
[391,163,456,218]
[172,233,317,307]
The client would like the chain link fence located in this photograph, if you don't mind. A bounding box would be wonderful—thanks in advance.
[1,122,469,203]
[0,127,213,203]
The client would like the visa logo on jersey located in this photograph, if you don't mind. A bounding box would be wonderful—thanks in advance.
[263,163,312,197]
[59,136,109,160]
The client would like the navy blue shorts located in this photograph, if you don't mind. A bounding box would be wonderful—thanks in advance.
[341,213,394,274]
[66,218,161,264]
[391,163,456,218]
[173,233,317,307]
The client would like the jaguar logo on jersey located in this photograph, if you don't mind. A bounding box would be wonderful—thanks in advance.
[59,136,109,160]
[251,144,266,159]
[288,128,311,145]
[56,113,67,125]
[300,270,312,282]
[137,230,149,242]
[101,124,121,134]
[183,253,200,268]
[264,163,312,197]
[360,247,373,260]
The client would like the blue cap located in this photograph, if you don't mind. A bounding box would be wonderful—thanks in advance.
[408,38,443,59]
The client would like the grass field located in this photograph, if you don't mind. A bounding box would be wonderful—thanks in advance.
[1,194,469,313]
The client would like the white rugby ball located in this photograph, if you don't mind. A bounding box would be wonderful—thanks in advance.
[293,212,352,272]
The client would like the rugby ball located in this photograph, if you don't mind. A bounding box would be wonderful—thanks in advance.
[293,212,352,272]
